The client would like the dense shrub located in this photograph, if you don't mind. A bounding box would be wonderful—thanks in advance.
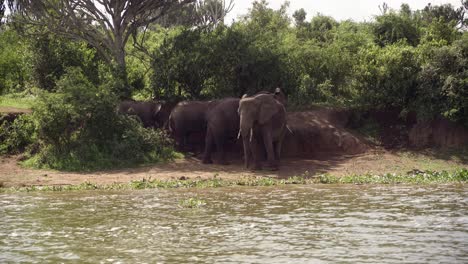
[0,27,32,94]
[30,33,100,91]
[415,34,468,125]
[27,67,175,171]
[372,7,421,47]
[0,114,36,154]
[353,43,420,110]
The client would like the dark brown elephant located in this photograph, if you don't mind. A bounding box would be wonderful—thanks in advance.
[118,100,178,129]
[201,90,286,165]
[168,100,218,151]
[118,100,162,128]
[202,98,240,165]
[238,88,287,170]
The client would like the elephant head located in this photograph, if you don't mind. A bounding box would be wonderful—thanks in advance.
[118,100,163,128]
[273,87,287,106]
[238,94,281,141]
[238,88,286,139]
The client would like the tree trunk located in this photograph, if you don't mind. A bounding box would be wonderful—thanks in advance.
[113,32,131,99]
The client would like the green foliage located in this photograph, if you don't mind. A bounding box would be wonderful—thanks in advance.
[353,43,420,109]
[147,1,466,124]
[2,169,467,193]
[317,168,468,184]
[0,27,32,94]
[151,27,214,99]
[27,67,175,171]
[372,6,421,46]
[30,33,100,91]
[415,34,468,125]
[0,114,36,154]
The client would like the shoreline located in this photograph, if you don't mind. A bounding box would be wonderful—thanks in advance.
[1,168,467,193]
[1,149,466,191]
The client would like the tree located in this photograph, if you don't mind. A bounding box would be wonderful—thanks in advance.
[156,0,234,29]
[292,8,306,27]
[421,1,468,30]
[9,0,194,98]
[195,0,233,28]
[373,5,420,46]
[0,1,5,25]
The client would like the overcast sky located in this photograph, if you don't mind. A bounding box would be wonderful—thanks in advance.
[225,0,463,22]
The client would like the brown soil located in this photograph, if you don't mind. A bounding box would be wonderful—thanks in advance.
[409,118,468,148]
[283,110,368,156]
[1,149,466,188]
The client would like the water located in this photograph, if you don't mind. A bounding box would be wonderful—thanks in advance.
[1,185,467,263]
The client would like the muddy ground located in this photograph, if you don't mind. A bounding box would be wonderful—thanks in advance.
[1,148,466,187]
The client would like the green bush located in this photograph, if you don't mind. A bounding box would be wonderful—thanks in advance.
[30,33,100,91]
[353,43,420,110]
[0,27,32,94]
[27,67,175,171]
[415,34,468,125]
[0,114,36,154]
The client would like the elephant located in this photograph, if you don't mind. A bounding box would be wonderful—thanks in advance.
[238,88,287,170]
[202,90,287,165]
[168,100,218,151]
[155,100,179,129]
[118,100,177,129]
[202,97,240,165]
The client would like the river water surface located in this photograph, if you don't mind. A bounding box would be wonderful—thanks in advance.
[1,185,467,263]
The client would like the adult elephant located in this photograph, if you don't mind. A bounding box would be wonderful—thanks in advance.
[118,100,162,128]
[238,88,287,170]
[118,100,178,129]
[202,98,240,165]
[168,100,218,151]
[202,90,287,165]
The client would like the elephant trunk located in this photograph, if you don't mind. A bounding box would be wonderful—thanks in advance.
[239,113,254,141]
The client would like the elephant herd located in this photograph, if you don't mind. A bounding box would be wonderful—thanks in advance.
[118,88,288,171]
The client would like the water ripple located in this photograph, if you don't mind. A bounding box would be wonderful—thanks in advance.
[0,185,467,263]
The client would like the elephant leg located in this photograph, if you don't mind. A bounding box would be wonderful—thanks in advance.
[262,128,278,170]
[215,134,229,165]
[274,141,283,166]
[250,138,262,170]
[173,131,184,151]
[242,137,251,169]
[202,127,214,164]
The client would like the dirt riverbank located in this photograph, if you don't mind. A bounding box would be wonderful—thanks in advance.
[0,148,466,188]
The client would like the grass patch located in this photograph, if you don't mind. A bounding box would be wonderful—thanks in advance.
[1,168,466,193]
[318,168,468,184]
[0,93,35,110]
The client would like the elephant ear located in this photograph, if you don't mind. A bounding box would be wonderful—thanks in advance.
[274,87,287,106]
[258,96,279,125]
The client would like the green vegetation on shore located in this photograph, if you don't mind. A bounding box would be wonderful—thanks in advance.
[1,1,467,171]
[1,168,466,193]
